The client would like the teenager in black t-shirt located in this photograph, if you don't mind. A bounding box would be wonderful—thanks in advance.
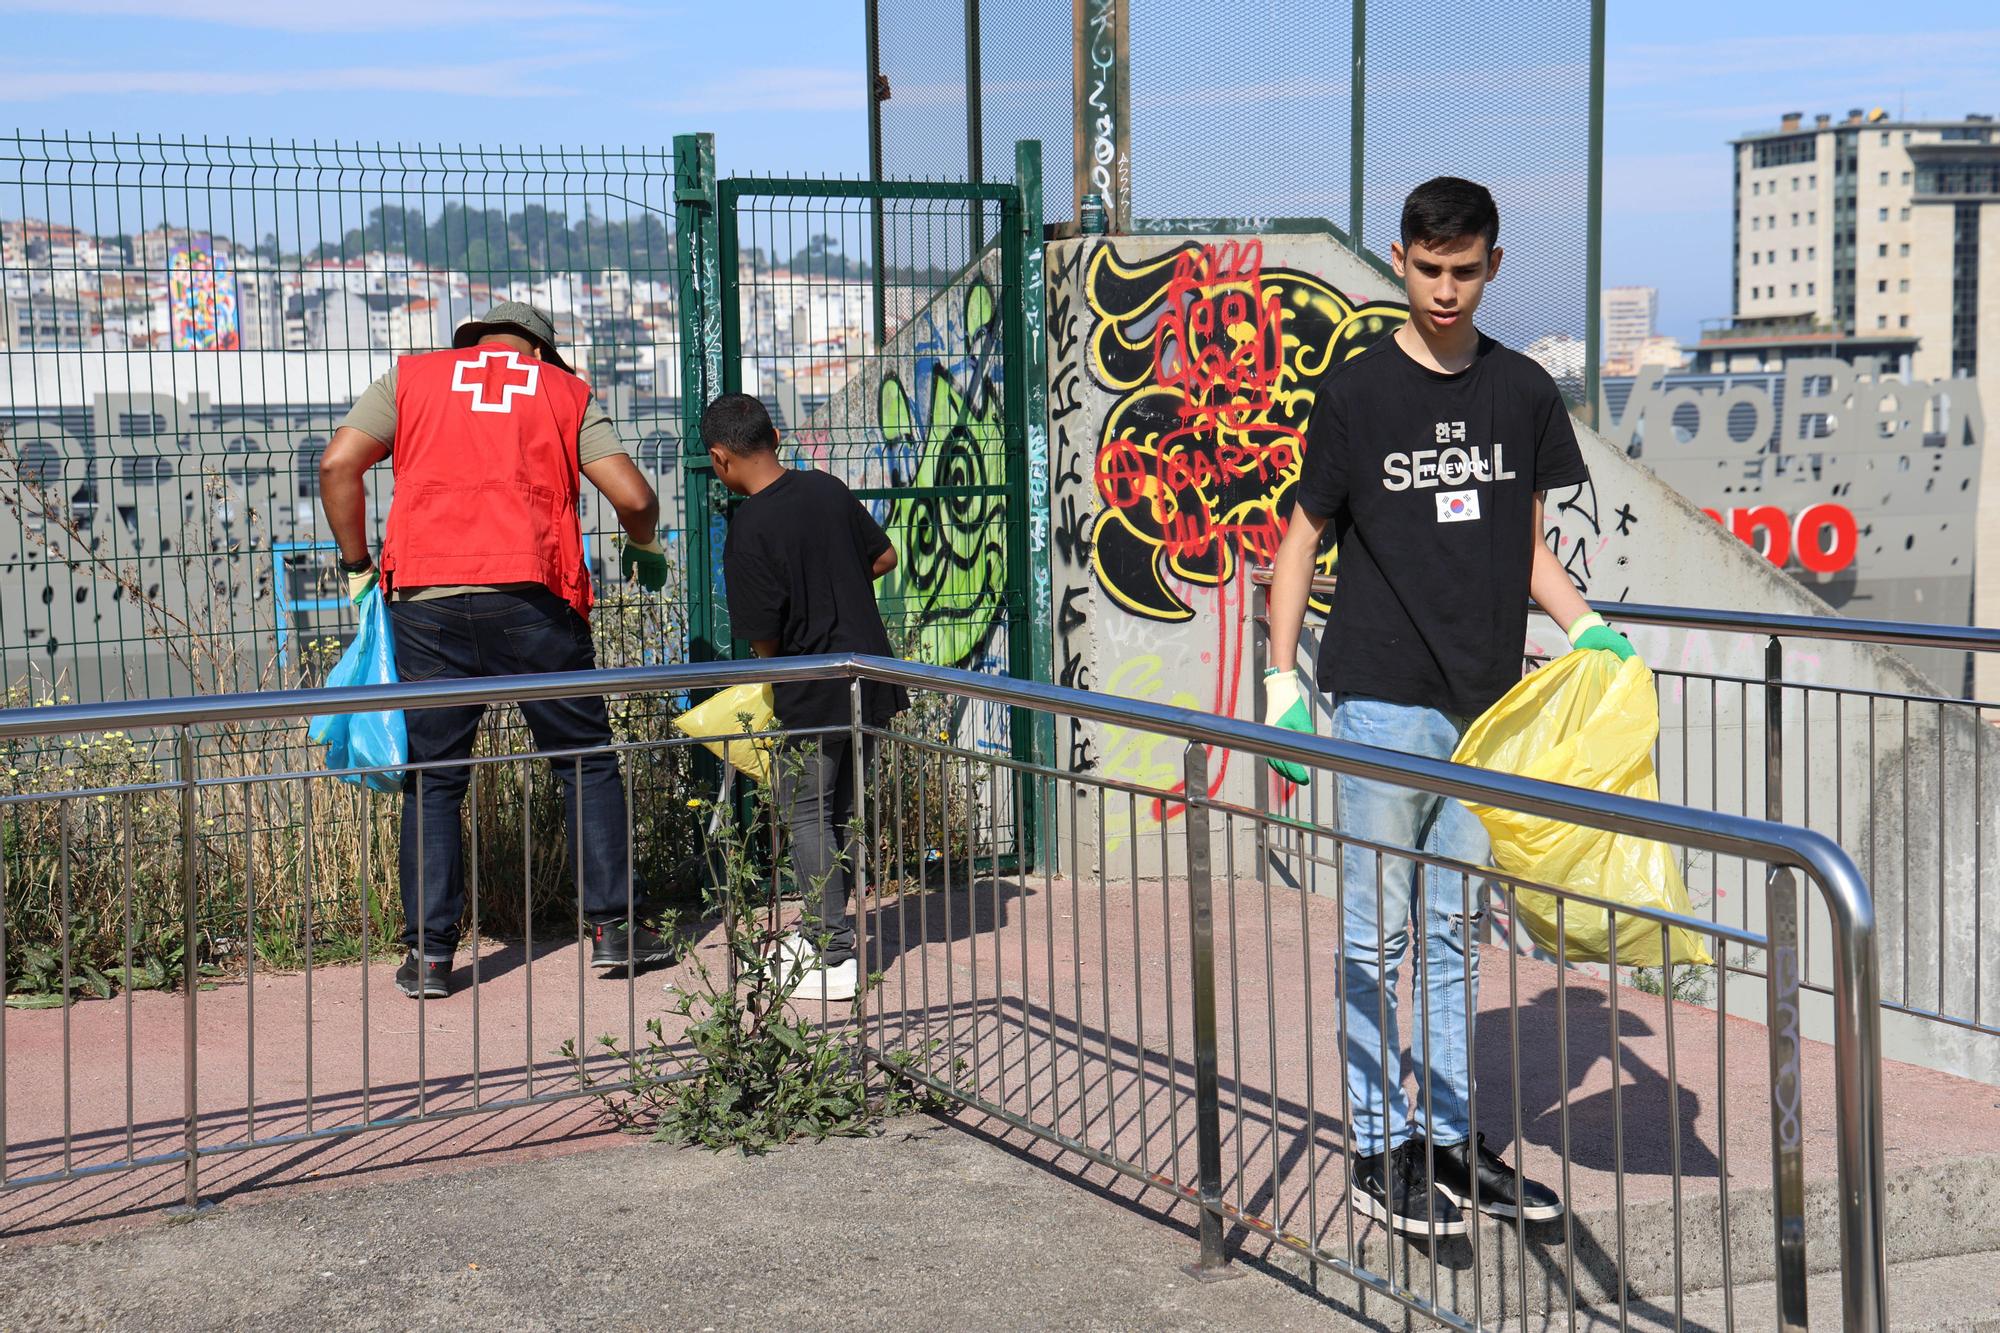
[708,393,907,1003]
[1262,178,1636,1237]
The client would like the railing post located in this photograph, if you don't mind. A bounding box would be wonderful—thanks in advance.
[1765,865,1809,1330]
[1250,579,1270,874]
[171,727,206,1216]
[1765,635,1783,824]
[1180,742,1232,1279]
[1818,860,1891,1331]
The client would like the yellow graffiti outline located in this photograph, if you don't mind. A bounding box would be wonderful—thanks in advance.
[1084,243,1408,621]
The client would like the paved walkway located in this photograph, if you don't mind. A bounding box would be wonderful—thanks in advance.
[0,1120,1355,1332]
[5,871,1999,1326]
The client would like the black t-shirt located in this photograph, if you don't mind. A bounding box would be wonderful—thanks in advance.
[1295,333,1590,717]
[723,467,910,730]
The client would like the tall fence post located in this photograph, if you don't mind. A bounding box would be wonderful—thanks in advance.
[1583,0,1605,427]
[675,131,724,664]
[1181,742,1231,1278]
[1348,0,1365,248]
[1015,139,1058,868]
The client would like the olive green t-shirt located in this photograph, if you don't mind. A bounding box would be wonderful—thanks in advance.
[339,363,630,602]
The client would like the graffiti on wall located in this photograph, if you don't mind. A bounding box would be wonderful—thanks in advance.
[873,276,1009,674]
[1051,238,1409,847]
[1084,239,1406,622]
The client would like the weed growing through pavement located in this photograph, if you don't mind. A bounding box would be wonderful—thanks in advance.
[565,738,956,1152]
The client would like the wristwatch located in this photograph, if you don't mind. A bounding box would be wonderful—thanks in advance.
[336,552,374,574]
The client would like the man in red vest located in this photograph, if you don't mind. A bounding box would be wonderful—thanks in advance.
[319,302,673,999]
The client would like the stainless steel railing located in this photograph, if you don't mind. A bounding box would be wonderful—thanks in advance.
[0,653,1887,1329]
[1249,570,2000,1069]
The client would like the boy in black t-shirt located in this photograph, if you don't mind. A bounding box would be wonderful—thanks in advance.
[707,394,907,1003]
[1263,178,1636,1237]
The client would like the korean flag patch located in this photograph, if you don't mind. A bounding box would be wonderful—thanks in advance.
[1436,489,1481,523]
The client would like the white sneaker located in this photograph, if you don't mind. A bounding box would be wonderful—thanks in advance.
[771,932,859,1002]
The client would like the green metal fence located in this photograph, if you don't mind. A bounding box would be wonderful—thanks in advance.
[0,133,687,704]
[673,136,1053,858]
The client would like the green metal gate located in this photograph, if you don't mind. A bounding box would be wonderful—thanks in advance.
[673,134,1052,859]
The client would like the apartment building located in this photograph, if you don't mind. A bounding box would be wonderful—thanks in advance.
[1601,285,1658,375]
[1729,107,1997,392]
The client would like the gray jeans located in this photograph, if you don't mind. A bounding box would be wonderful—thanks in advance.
[774,734,874,965]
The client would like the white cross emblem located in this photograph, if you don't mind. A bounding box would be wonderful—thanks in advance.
[450,347,541,414]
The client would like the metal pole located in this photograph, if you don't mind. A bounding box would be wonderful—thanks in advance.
[964,0,984,187]
[674,132,721,663]
[1583,0,1606,428]
[1760,636,1809,1327]
[1348,0,1365,248]
[175,729,203,1214]
[1820,859,1890,1331]
[865,0,887,341]
[1180,742,1230,1278]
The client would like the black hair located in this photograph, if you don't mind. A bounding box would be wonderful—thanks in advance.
[700,392,778,456]
[1400,177,1500,253]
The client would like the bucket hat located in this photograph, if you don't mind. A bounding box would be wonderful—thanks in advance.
[452,300,570,373]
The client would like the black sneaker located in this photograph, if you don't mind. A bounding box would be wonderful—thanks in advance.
[590,920,675,970]
[395,952,450,999]
[1424,1133,1565,1222]
[1351,1141,1468,1237]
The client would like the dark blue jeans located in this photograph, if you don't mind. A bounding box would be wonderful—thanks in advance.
[387,588,631,959]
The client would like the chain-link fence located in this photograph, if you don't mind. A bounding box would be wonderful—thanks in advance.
[873,0,1602,401]
[0,133,686,704]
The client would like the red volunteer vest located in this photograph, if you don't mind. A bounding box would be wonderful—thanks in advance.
[380,345,595,619]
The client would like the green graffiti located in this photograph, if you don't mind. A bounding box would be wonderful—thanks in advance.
[875,278,1007,670]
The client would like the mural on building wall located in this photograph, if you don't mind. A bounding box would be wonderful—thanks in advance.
[168,242,241,351]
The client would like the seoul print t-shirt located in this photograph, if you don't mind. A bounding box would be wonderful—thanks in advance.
[1294,332,1590,717]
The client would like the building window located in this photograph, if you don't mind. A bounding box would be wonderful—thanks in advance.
[1903,132,1913,144]
[1901,171,1911,185]
[1878,243,1889,257]
[1880,131,1890,146]
[1791,283,1800,296]
[1769,250,1777,263]
[1877,315,1888,328]
[1753,181,1761,196]
[1791,247,1800,260]
[1877,279,1888,293]
[1809,210,1817,223]
[1900,243,1910,256]
[1752,217,1761,231]
[1808,246,1816,259]
[1755,135,1817,168]
[1952,201,1979,375]
[1752,252,1760,265]
[1900,314,1909,328]
[1790,212,1799,225]
[1879,171,1889,185]
[1899,278,1909,293]
[1900,207,1911,221]
[1808,173,1817,187]
[1878,207,1890,221]
[1808,282,1816,295]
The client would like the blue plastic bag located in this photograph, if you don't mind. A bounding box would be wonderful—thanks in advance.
[307,587,408,792]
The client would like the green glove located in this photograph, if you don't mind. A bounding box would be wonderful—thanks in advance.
[344,562,378,606]
[1261,668,1316,784]
[620,535,669,592]
[1568,611,1636,661]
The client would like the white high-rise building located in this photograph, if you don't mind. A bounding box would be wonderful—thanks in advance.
[1601,285,1657,374]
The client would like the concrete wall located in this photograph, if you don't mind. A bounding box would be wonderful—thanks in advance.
[1043,231,1999,1083]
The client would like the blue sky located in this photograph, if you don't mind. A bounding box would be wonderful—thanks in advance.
[2,1,1995,343]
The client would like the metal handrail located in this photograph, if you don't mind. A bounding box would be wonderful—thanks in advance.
[1244,565,2000,655]
[0,651,1890,1328]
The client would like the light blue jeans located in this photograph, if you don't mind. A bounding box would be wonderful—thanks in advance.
[1332,695,1490,1158]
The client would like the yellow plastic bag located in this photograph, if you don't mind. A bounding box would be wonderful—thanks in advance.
[672,683,777,785]
[1451,651,1712,968]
